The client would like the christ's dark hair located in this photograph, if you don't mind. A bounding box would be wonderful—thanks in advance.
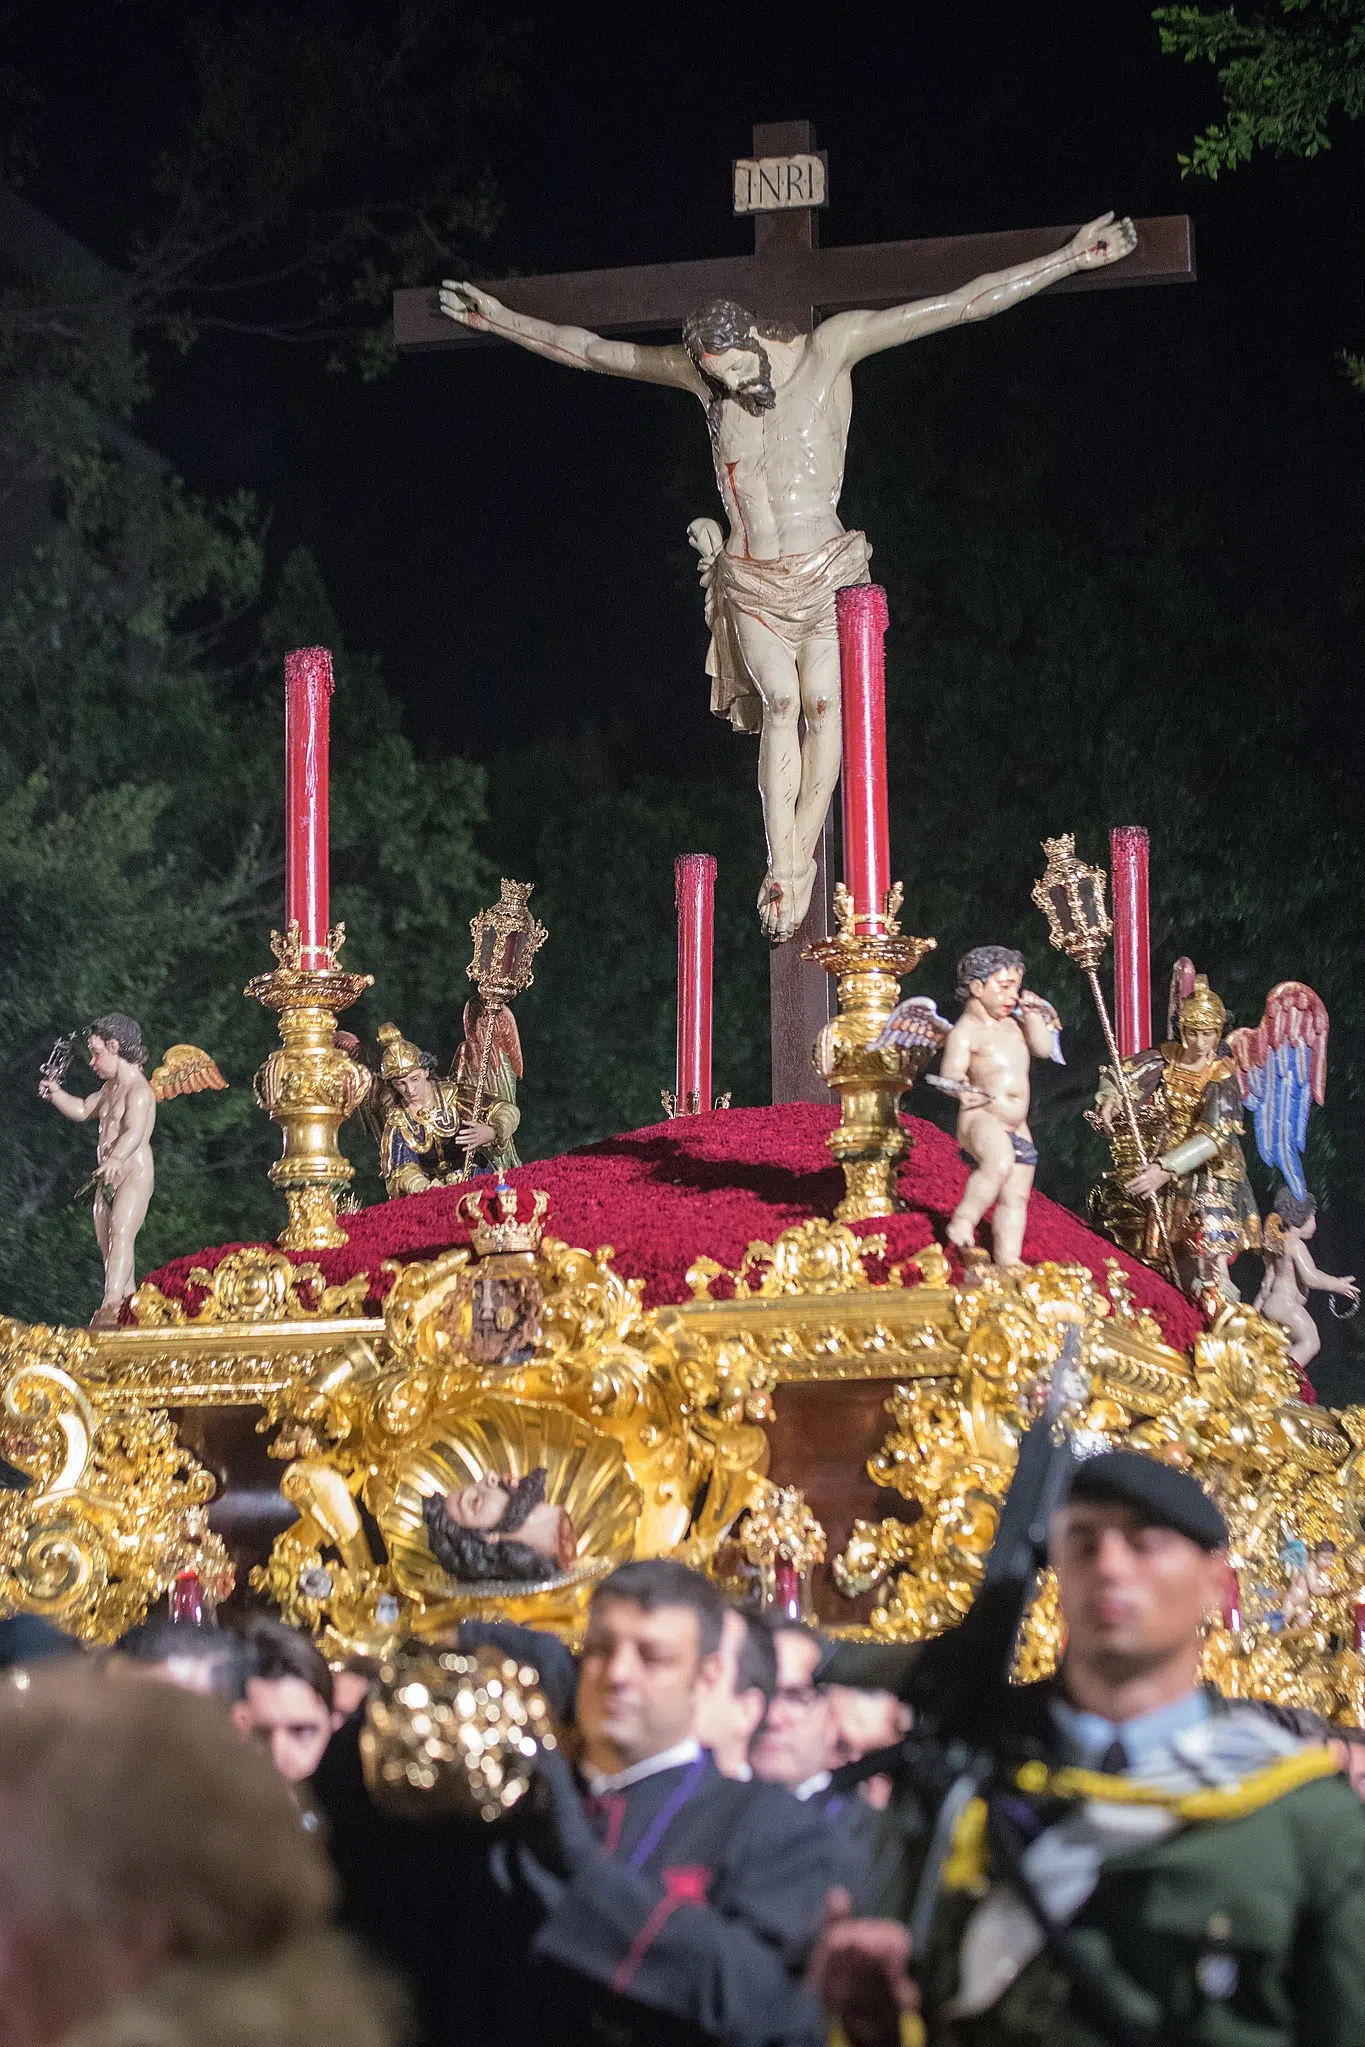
[88,1012,146,1065]
[955,946,1026,1003]
[244,1616,333,1710]
[681,298,797,361]
[592,1559,725,1656]
[1272,1187,1317,1229]
[422,1468,557,1586]
[117,1620,248,1703]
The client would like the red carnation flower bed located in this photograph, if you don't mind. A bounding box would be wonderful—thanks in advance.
[141,1104,1206,1354]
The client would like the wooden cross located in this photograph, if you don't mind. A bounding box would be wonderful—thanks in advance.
[395,120,1194,1107]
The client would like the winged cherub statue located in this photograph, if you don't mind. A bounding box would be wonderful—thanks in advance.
[38,1016,227,1328]
[1229,982,1357,1369]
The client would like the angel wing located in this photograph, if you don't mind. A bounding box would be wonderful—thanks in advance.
[1227,981,1328,1199]
[873,997,951,1057]
[150,1044,229,1102]
[455,998,523,1084]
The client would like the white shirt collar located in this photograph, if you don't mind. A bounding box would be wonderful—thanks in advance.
[794,1770,833,1801]
[583,1737,702,1795]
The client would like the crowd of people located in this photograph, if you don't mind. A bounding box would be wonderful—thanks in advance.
[6,1451,1365,2046]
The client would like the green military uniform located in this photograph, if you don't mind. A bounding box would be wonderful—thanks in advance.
[865,1683,1365,2046]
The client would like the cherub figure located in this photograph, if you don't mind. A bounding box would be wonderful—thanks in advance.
[1279,1536,1337,1630]
[937,946,1063,1267]
[38,1016,226,1328]
[1255,1189,1359,1372]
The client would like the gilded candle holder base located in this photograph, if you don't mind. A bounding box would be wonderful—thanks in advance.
[245,922,375,1252]
[804,884,937,1222]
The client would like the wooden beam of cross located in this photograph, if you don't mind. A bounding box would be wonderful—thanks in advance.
[395,121,1194,1107]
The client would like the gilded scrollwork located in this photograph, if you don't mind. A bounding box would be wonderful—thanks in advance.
[0,1321,231,1641]
[3,1202,1364,1727]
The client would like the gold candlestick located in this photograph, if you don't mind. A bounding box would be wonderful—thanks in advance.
[245,922,374,1251]
[804,883,937,1221]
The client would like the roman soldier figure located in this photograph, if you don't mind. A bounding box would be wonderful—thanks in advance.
[1092,972,1259,1304]
[376,1020,519,1198]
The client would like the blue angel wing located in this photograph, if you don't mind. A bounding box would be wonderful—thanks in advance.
[1228,983,1328,1200]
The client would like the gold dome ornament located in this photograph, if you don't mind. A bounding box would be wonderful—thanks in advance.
[360,1641,558,1821]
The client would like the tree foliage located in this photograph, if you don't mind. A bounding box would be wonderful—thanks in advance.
[1155,0,1365,176]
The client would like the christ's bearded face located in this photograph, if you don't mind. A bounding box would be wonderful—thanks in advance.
[699,340,777,415]
[449,1474,509,1531]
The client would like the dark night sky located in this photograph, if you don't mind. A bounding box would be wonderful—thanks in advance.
[16,0,1365,768]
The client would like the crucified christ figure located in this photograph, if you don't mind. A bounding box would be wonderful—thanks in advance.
[441,212,1134,942]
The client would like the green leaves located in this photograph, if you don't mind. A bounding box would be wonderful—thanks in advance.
[1156,0,1365,175]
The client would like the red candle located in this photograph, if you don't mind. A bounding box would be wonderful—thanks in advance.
[675,854,716,1114]
[170,1568,204,1627]
[773,1556,802,1623]
[836,584,892,928]
[1222,1564,1242,1634]
[1111,825,1152,1059]
[285,647,334,968]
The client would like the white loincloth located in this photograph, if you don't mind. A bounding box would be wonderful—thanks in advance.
[700,528,872,734]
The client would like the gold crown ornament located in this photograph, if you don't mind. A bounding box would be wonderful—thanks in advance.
[457,1183,549,1257]
[1178,974,1227,1041]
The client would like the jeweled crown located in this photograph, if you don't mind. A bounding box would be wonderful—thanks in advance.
[458,1184,549,1256]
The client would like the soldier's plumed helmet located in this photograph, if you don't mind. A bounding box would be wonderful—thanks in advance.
[87,1012,146,1066]
[1063,1450,1228,1551]
[1177,973,1226,1041]
[955,945,1025,1003]
[377,1021,425,1081]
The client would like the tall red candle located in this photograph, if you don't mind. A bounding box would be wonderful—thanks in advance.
[1111,825,1152,1058]
[675,853,716,1113]
[836,584,891,928]
[285,647,334,969]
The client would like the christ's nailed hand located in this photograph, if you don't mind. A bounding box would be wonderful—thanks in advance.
[1068,211,1136,269]
[438,280,500,326]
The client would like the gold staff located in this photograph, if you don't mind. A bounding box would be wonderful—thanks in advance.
[453,880,547,1184]
[1031,834,1175,1280]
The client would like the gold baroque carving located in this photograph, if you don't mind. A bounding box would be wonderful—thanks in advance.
[3,1216,1363,1723]
[0,1317,232,1641]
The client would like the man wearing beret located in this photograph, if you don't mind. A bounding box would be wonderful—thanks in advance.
[810,1450,1365,2045]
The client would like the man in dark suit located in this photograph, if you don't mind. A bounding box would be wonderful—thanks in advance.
[504,1559,839,2047]
[315,1569,839,2047]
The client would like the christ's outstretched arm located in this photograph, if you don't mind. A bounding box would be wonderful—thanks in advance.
[438,281,704,392]
[818,212,1136,367]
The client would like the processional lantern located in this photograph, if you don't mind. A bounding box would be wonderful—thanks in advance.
[1032,833,1173,1276]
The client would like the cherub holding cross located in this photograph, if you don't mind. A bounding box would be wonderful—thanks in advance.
[441,211,1133,941]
